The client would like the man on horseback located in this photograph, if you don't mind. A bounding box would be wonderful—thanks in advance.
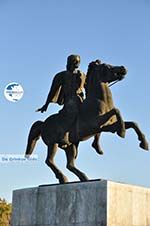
[26,58,148,184]
[37,54,85,146]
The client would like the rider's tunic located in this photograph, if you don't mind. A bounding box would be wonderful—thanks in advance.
[45,70,85,131]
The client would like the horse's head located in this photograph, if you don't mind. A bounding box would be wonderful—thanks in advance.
[108,65,127,83]
[87,60,127,84]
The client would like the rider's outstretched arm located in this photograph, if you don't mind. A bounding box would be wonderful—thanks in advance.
[36,73,62,113]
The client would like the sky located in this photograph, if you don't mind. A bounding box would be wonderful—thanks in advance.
[0,0,150,202]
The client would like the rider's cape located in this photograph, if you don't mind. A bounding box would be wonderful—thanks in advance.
[46,72,64,105]
[46,70,85,106]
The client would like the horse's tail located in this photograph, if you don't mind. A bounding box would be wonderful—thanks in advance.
[25,120,43,156]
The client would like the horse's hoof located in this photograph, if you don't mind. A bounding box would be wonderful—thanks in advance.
[92,142,104,155]
[59,175,68,184]
[95,149,104,155]
[80,174,89,182]
[97,150,104,155]
[140,141,149,151]
[117,128,126,138]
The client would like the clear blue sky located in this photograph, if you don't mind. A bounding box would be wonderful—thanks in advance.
[1,0,150,202]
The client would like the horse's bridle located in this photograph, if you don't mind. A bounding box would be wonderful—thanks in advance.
[109,79,120,87]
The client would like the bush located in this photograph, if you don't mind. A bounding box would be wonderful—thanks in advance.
[0,198,12,226]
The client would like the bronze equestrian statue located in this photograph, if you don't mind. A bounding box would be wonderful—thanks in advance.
[36,55,103,154]
[25,56,149,184]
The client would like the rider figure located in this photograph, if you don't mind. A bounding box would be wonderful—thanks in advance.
[37,55,85,145]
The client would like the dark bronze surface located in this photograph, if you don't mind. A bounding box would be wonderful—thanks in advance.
[25,56,149,184]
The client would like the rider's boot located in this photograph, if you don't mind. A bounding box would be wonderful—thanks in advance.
[59,132,70,147]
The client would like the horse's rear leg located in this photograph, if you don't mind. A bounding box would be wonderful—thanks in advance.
[65,144,89,182]
[92,133,104,155]
[45,143,68,184]
[125,121,149,151]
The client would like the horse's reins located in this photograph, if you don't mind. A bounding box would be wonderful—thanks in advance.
[109,79,120,87]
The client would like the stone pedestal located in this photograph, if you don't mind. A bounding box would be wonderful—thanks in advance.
[11,180,150,226]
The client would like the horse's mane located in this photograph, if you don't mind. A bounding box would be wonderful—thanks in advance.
[85,60,102,96]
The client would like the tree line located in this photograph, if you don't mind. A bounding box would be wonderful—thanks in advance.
[0,198,12,226]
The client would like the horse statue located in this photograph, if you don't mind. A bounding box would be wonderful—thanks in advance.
[25,60,149,184]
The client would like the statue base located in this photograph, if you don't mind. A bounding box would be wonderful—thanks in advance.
[11,179,150,226]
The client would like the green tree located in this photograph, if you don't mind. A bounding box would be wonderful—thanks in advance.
[0,198,12,226]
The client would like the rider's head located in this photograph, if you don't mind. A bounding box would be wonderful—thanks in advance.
[66,55,81,71]
[95,59,101,65]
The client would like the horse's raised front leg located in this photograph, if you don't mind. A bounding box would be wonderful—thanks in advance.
[125,121,149,151]
[92,133,104,155]
[65,144,89,182]
[114,108,126,138]
[45,143,68,184]
[99,121,149,151]
[96,108,125,138]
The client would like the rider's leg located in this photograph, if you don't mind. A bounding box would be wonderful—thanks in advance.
[58,98,81,146]
[58,112,77,146]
